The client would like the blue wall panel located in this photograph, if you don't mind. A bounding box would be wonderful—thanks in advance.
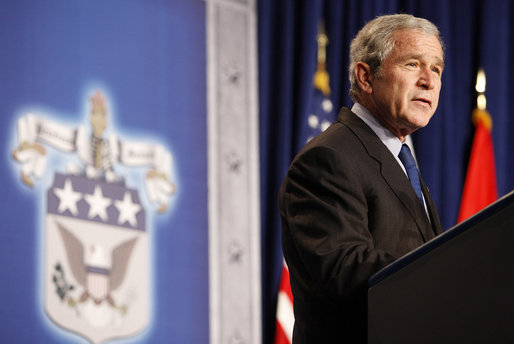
[0,1,208,343]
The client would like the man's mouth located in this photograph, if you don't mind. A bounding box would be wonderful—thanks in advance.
[413,98,432,107]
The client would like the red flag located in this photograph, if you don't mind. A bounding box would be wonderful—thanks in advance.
[457,109,498,222]
[274,261,294,344]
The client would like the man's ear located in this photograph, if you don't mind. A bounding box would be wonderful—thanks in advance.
[354,62,373,94]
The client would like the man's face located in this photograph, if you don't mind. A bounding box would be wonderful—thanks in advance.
[369,29,444,138]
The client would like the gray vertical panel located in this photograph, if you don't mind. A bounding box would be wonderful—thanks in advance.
[206,0,261,343]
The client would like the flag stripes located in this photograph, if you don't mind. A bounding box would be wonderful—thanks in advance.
[274,262,294,344]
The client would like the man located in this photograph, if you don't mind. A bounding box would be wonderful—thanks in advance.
[278,14,444,343]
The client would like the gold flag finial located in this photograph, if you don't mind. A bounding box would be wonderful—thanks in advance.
[313,20,331,96]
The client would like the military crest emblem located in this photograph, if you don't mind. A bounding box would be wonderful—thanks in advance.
[12,90,175,343]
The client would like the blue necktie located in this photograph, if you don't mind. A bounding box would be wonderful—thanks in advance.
[399,144,424,206]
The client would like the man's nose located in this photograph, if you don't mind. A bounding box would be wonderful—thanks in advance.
[418,68,435,90]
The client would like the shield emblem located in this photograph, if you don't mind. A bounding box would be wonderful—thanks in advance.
[45,173,149,343]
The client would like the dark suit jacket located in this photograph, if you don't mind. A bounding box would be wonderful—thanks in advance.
[278,107,443,343]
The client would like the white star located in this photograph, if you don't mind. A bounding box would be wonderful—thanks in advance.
[54,179,82,216]
[322,98,333,113]
[308,114,320,129]
[84,186,112,221]
[321,120,331,132]
[114,192,141,227]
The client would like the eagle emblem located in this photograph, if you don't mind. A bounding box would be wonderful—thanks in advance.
[10,90,174,343]
[45,173,150,343]
[56,221,137,317]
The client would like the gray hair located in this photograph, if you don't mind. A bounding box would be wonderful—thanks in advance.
[349,14,445,102]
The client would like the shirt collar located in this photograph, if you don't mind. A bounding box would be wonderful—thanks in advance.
[351,102,403,158]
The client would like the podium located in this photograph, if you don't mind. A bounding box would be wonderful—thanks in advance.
[368,191,514,344]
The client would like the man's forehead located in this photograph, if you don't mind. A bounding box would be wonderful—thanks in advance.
[392,30,444,61]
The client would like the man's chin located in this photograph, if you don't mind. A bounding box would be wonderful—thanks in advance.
[399,119,431,137]
[409,112,434,129]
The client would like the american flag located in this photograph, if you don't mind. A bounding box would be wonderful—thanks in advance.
[274,261,294,344]
[305,82,335,143]
[274,24,336,343]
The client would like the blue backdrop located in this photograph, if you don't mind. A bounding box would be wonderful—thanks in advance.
[1,1,208,343]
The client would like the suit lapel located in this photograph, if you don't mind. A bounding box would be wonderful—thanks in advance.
[339,108,437,242]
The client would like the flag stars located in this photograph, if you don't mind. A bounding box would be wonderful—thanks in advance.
[115,192,141,227]
[320,120,331,132]
[321,98,333,113]
[84,185,111,221]
[308,114,320,129]
[54,179,82,216]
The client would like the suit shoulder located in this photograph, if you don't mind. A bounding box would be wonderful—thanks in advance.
[300,119,363,155]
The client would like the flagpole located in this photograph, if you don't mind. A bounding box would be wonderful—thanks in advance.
[313,21,331,96]
[472,68,492,130]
